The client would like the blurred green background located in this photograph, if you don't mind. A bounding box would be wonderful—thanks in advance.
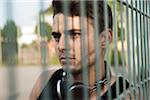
[0,1,127,67]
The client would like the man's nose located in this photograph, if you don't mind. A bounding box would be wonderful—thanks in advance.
[58,35,66,52]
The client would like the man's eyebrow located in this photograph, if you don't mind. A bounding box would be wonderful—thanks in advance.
[51,29,81,36]
[51,32,61,36]
[64,29,81,34]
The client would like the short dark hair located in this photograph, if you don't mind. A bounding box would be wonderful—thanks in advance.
[52,0,113,33]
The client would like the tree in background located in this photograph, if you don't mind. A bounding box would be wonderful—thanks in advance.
[35,21,52,41]
[108,1,126,66]
[35,9,59,65]
[1,20,18,65]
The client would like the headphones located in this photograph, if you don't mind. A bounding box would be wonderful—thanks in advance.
[56,71,89,100]
[56,71,108,100]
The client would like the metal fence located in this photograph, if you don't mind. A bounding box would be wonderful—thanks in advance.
[0,0,150,100]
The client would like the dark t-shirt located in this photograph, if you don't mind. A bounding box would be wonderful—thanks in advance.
[38,69,130,100]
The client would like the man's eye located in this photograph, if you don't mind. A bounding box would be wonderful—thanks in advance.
[51,32,61,42]
[70,32,80,38]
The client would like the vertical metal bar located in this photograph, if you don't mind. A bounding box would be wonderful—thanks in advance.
[141,0,145,82]
[93,1,101,99]
[130,0,137,99]
[120,0,127,99]
[147,1,150,76]
[147,0,150,82]
[39,1,47,66]
[144,1,149,99]
[5,1,17,100]
[6,2,12,21]
[104,1,112,100]
[139,1,146,99]
[138,1,144,99]
[142,1,147,99]
[38,1,50,99]
[63,1,73,100]
[125,0,132,98]
[135,0,142,99]
[113,0,120,99]
[80,1,89,100]
[148,3,150,99]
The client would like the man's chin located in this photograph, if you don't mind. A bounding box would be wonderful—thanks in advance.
[62,64,82,75]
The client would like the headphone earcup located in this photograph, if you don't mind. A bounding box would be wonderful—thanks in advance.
[57,79,89,100]
[57,78,70,100]
[69,82,89,100]
[60,79,68,99]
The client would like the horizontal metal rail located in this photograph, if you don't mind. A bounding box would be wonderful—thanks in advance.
[117,0,150,18]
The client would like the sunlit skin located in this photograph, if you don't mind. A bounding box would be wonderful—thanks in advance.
[29,13,137,100]
[52,14,114,99]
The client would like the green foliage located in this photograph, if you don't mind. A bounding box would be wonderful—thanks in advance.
[1,20,18,40]
[40,22,52,39]
[110,49,126,66]
[21,41,38,50]
[108,0,126,66]
[49,54,60,65]
[35,22,52,41]
[117,26,125,41]
[108,0,125,41]
[43,6,53,15]
[108,0,121,13]
[1,20,18,65]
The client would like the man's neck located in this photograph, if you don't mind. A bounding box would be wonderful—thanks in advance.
[88,60,105,87]
[71,60,105,88]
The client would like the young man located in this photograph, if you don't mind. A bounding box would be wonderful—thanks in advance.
[30,0,131,100]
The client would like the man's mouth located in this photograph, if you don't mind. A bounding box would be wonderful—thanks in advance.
[60,56,75,64]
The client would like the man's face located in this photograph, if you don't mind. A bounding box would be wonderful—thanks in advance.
[52,14,101,73]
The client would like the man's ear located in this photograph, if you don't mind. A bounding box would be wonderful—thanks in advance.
[100,29,113,49]
[108,29,113,43]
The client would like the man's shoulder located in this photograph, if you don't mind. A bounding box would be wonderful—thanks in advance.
[40,67,61,79]
[29,67,61,100]
[101,76,130,99]
[37,67,62,86]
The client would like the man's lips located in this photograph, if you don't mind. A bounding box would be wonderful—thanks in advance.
[60,56,75,63]
[60,57,75,60]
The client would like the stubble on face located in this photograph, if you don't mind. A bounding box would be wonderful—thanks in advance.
[53,14,100,76]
